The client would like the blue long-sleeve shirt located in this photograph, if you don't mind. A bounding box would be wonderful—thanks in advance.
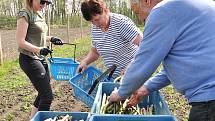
[118,0,215,103]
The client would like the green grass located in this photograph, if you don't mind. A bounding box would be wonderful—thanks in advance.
[20,102,31,112]
[0,16,16,29]
[5,113,15,121]
[22,95,33,102]
[51,35,106,69]
[0,60,29,91]
[0,36,92,92]
[51,36,91,60]
[0,60,19,77]
[0,35,189,120]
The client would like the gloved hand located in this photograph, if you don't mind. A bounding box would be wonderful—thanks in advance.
[40,48,52,56]
[51,37,63,45]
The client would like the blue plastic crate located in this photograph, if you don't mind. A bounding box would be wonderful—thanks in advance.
[91,82,171,115]
[89,114,177,121]
[69,66,114,108]
[48,58,79,81]
[31,111,89,121]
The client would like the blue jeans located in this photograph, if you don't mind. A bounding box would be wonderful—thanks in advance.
[189,100,215,121]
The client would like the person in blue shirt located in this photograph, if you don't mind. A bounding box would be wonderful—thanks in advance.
[109,0,215,121]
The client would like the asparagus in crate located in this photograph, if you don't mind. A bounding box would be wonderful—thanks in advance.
[43,114,85,121]
[100,92,154,115]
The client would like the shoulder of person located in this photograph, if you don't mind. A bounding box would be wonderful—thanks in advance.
[18,8,33,17]
[18,8,32,15]
[18,8,37,23]
[111,13,129,21]
[17,8,29,21]
[111,13,133,24]
[153,0,180,10]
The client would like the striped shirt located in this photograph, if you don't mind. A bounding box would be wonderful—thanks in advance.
[92,13,141,78]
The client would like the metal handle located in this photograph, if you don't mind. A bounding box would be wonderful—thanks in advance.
[49,42,77,63]
[88,64,117,95]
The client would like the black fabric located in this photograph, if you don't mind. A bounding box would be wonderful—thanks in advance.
[19,53,53,111]
[88,64,117,95]
[40,48,52,56]
[51,37,63,45]
[189,100,215,121]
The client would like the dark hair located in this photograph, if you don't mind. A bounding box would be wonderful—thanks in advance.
[81,0,105,21]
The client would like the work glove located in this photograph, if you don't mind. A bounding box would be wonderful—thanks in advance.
[51,37,63,45]
[40,48,52,56]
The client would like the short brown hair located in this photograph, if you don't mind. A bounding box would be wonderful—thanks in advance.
[81,0,106,21]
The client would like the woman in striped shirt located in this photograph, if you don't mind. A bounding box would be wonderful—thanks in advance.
[77,0,142,78]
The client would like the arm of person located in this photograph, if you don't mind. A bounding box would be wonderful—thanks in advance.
[77,47,100,73]
[46,36,52,42]
[120,25,143,74]
[126,85,149,107]
[126,69,170,107]
[119,16,143,46]
[119,17,143,74]
[82,47,99,65]
[117,7,177,99]
[16,17,41,54]
[144,69,171,92]
[122,33,143,74]
[133,33,143,46]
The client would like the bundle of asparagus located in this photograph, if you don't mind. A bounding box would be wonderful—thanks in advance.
[100,92,154,115]
[43,114,85,121]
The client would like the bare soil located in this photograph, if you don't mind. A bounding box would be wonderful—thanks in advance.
[0,27,91,121]
[0,27,189,121]
[0,27,90,61]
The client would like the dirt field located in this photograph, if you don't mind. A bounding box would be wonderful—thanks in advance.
[0,27,90,61]
[0,27,189,121]
[0,28,91,121]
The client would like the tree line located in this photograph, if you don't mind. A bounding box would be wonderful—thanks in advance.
[0,0,139,29]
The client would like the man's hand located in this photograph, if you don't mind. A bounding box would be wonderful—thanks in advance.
[51,37,63,45]
[40,48,52,56]
[127,85,149,107]
[108,89,122,103]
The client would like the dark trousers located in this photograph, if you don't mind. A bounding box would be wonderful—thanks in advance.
[19,53,53,111]
[189,100,215,121]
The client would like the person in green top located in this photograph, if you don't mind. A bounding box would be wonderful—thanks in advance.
[16,0,63,119]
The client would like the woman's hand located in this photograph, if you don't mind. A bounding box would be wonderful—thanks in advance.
[76,61,88,73]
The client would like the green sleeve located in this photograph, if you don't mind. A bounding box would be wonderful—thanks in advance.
[17,9,30,23]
